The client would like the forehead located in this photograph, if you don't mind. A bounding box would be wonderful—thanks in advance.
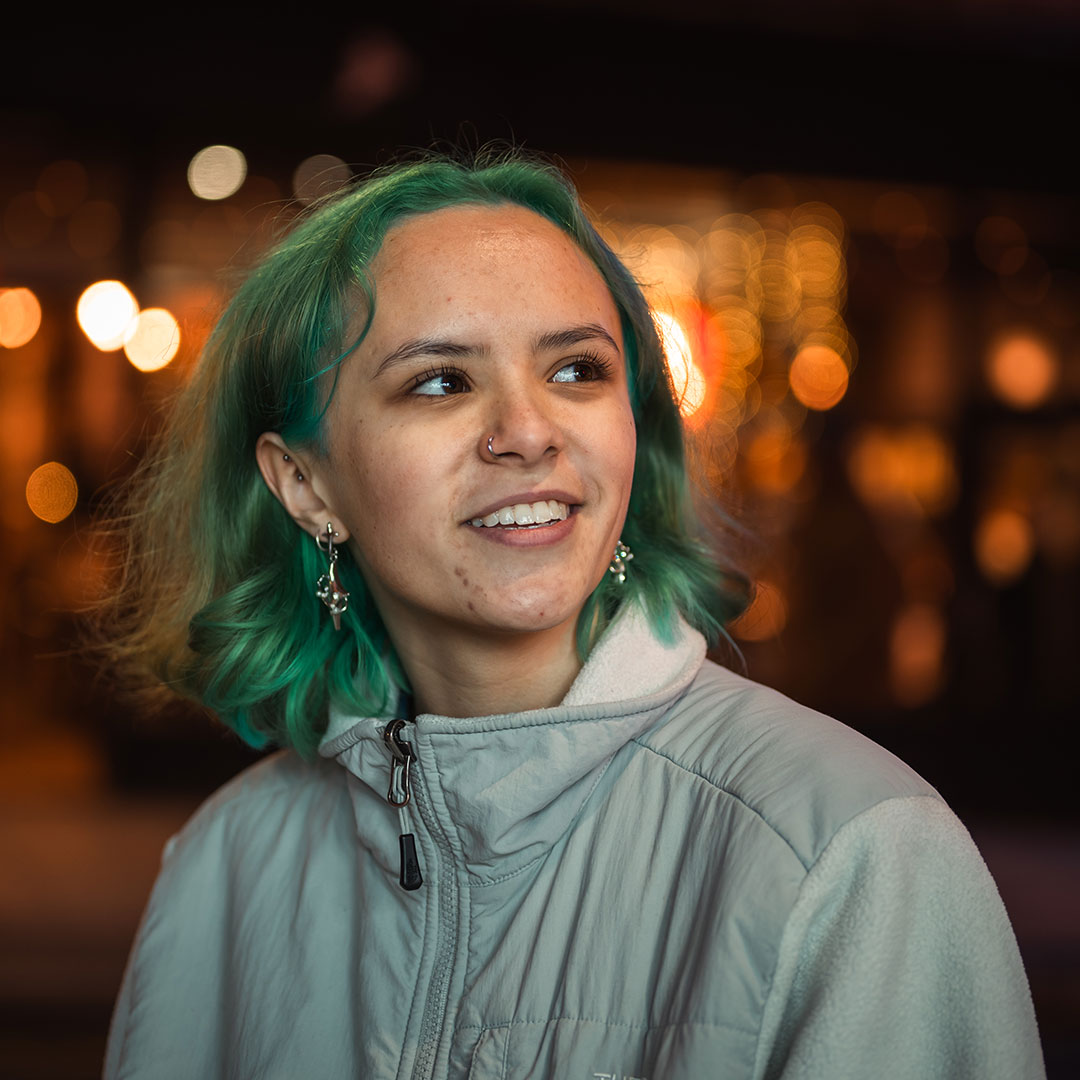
[368,203,616,310]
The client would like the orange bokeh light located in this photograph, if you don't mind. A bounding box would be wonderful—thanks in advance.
[975,508,1033,584]
[889,603,946,706]
[847,425,956,516]
[986,334,1058,409]
[789,344,848,410]
[25,462,79,523]
[0,287,43,348]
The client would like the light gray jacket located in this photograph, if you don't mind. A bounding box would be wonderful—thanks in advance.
[105,606,1045,1078]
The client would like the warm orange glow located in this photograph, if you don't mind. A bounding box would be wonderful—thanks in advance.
[293,154,352,203]
[25,462,78,523]
[787,225,844,301]
[789,345,848,410]
[123,307,181,371]
[188,145,247,200]
[744,422,807,495]
[975,509,1033,584]
[847,425,957,516]
[655,311,707,418]
[889,603,946,706]
[0,287,43,348]
[986,334,1058,409]
[757,259,802,322]
[731,581,788,642]
[76,280,138,351]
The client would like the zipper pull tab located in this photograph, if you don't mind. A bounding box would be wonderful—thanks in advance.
[383,719,423,891]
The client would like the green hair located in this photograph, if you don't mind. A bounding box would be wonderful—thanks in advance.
[103,150,748,758]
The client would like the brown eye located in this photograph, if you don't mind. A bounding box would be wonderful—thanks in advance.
[411,369,470,396]
[553,360,606,383]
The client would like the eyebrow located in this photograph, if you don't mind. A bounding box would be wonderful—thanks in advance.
[372,323,620,379]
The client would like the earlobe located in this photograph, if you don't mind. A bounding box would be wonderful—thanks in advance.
[254,432,351,542]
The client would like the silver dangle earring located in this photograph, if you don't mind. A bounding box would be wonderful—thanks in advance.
[608,540,634,584]
[315,522,349,630]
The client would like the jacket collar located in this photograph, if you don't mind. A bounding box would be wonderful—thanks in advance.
[319,604,706,880]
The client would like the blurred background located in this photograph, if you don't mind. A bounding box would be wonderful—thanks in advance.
[1,3,1077,1076]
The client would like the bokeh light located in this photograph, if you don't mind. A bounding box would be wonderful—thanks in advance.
[187,145,247,201]
[123,308,181,371]
[654,311,707,418]
[0,288,43,348]
[744,412,807,495]
[986,334,1058,409]
[25,462,78,523]
[76,280,138,351]
[847,425,957,516]
[889,603,946,706]
[975,508,1034,584]
[293,154,352,204]
[731,580,788,642]
[789,344,849,410]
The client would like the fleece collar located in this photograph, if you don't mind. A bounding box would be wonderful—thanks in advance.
[320,604,706,881]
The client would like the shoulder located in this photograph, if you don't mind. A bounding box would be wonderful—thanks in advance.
[160,750,352,877]
[634,659,942,869]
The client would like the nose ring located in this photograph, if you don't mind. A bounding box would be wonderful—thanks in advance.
[486,434,505,461]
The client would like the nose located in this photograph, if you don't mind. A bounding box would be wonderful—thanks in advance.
[482,383,563,466]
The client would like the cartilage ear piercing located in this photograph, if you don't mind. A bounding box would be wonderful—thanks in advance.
[315,522,349,630]
[608,540,634,584]
[282,453,303,482]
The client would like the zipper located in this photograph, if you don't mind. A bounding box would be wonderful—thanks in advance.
[383,719,423,891]
[383,718,463,1078]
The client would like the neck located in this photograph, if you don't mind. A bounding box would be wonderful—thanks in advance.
[390,619,583,719]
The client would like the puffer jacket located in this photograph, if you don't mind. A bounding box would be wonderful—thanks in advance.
[105,605,1045,1079]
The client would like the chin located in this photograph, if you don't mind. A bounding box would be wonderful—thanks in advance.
[468,585,586,637]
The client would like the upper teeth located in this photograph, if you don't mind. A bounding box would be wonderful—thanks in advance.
[470,500,570,527]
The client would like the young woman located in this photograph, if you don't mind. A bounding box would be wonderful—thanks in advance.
[103,154,1045,1078]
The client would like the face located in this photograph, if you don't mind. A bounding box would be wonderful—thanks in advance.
[316,204,637,650]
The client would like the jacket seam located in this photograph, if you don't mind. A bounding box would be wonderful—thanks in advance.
[746,793,947,1078]
[629,738,811,871]
[457,1016,757,1035]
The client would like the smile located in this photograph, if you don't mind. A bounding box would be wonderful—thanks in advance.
[468,500,570,528]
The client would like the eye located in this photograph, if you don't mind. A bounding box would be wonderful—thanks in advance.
[410,367,470,396]
[551,352,616,384]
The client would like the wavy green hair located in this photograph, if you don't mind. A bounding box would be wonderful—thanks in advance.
[103,151,748,757]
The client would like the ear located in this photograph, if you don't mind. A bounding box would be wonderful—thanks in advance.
[255,432,351,542]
